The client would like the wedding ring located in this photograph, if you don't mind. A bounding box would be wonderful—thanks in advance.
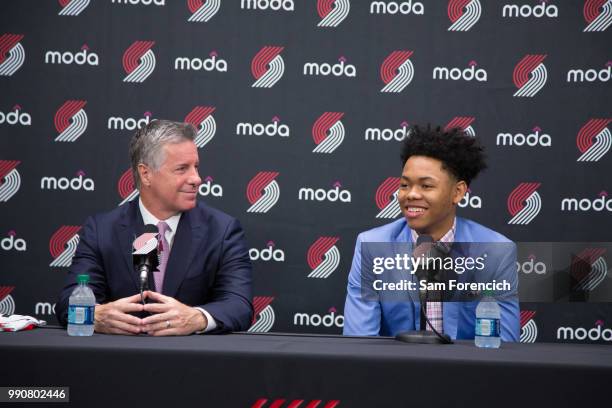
[166,320,171,328]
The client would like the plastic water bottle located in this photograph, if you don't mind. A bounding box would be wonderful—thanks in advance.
[67,274,95,336]
[475,291,501,348]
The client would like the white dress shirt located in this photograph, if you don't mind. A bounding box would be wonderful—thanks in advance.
[139,198,217,333]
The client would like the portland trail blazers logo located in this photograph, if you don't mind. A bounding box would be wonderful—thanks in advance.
[246,171,280,213]
[0,286,16,316]
[520,310,538,343]
[312,112,345,154]
[248,296,275,332]
[380,50,414,93]
[576,119,611,162]
[122,41,156,83]
[375,177,401,219]
[447,0,482,32]
[187,0,221,22]
[317,0,351,27]
[251,46,285,88]
[307,237,340,279]
[513,54,548,98]
[49,226,82,267]
[0,160,21,202]
[54,100,88,142]
[0,34,25,76]
[117,168,138,206]
[507,182,542,225]
[583,0,612,32]
[58,0,90,16]
[445,116,475,137]
[571,248,609,291]
[184,106,217,148]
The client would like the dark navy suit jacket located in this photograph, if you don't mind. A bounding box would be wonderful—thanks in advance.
[56,200,253,332]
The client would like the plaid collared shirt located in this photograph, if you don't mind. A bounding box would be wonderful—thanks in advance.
[411,219,456,333]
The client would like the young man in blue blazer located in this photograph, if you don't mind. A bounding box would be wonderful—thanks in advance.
[343,125,520,341]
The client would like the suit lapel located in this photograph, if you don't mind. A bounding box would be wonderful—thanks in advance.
[116,200,145,292]
[162,207,208,297]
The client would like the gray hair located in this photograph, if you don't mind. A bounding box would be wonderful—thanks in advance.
[129,119,196,189]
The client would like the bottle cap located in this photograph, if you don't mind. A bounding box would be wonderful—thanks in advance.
[77,274,90,284]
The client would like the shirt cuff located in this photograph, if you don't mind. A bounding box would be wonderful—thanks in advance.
[194,307,217,334]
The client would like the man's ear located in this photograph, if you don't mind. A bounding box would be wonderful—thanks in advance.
[137,164,150,187]
[452,180,468,205]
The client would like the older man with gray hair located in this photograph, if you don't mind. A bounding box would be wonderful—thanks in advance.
[57,120,253,335]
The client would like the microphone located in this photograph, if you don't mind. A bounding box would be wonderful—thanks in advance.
[132,225,159,299]
[395,234,453,344]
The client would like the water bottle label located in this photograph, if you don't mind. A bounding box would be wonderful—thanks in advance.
[476,318,500,337]
[68,305,94,325]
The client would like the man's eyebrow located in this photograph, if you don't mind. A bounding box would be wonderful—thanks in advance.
[401,175,438,181]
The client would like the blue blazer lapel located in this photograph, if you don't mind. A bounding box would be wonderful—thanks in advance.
[162,208,208,297]
[116,200,145,292]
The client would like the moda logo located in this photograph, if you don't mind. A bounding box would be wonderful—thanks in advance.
[583,0,612,32]
[251,46,285,88]
[497,126,551,147]
[307,236,340,279]
[41,170,95,191]
[0,160,22,202]
[370,1,424,15]
[562,191,612,212]
[188,0,221,22]
[241,0,294,11]
[294,307,344,328]
[111,0,165,6]
[35,302,56,315]
[122,41,156,83]
[312,112,345,153]
[570,248,609,291]
[567,62,611,83]
[54,100,88,142]
[516,254,547,275]
[445,116,475,137]
[236,116,290,137]
[507,182,542,225]
[520,310,538,343]
[576,118,611,162]
[44,44,98,66]
[317,0,351,27]
[502,2,558,18]
[1,230,26,252]
[447,0,482,31]
[365,121,409,142]
[174,51,227,72]
[248,296,275,332]
[433,61,487,82]
[303,56,356,78]
[0,34,25,76]
[250,241,285,262]
[107,111,153,130]
[298,181,352,203]
[117,168,139,206]
[375,177,401,219]
[58,0,90,16]
[458,189,482,208]
[246,171,280,213]
[198,176,223,197]
[49,226,82,267]
[0,287,16,316]
[185,106,216,148]
[513,54,548,97]
[380,50,414,93]
[558,321,612,342]
[0,105,31,126]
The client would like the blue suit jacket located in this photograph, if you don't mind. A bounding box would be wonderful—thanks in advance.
[56,200,253,332]
[343,217,520,341]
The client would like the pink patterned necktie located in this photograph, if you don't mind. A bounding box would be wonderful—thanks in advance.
[154,221,170,293]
